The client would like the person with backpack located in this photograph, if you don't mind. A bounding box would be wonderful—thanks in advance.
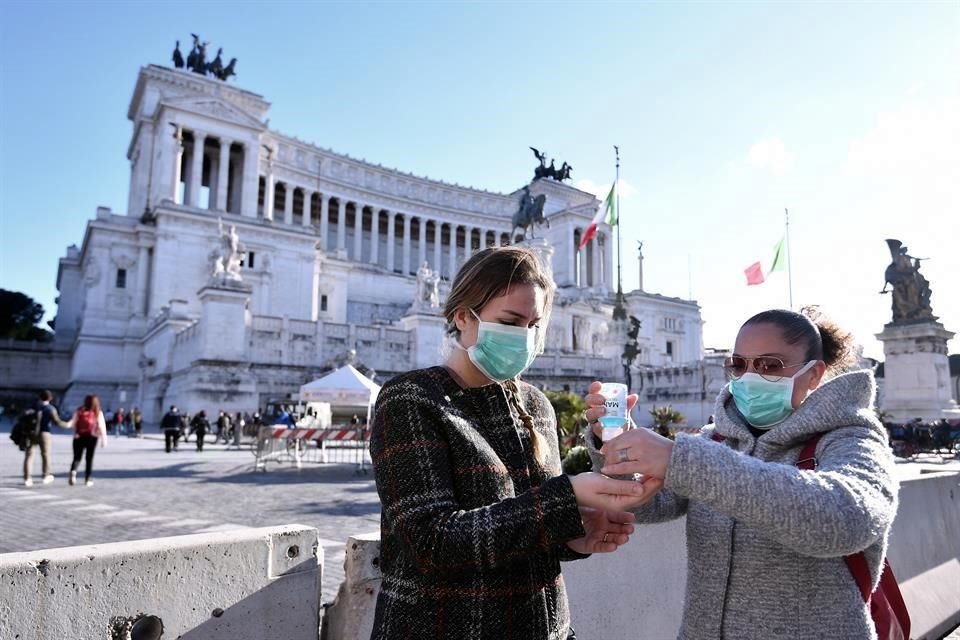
[22,389,71,486]
[191,410,211,452]
[67,394,108,487]
[583,307,906,640]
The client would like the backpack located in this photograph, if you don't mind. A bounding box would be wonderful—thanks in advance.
[711,431,911,640]
[75,409,99,436]
[18,409,42,437]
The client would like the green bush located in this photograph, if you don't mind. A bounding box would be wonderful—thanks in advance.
[544,389,588,459]
[561,445,592,475]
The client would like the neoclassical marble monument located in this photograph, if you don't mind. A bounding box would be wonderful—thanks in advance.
[46,65,709,424]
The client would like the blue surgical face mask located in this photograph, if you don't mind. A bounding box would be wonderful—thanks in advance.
[455,310,539,382]
[729,360,817,429]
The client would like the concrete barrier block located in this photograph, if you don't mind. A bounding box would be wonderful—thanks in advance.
[322,532,381,640]
[887,472,960,640]
[0,524,322,640]
[564,519,687,640]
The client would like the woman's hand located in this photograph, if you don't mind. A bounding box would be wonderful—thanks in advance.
[584,380,639,441]
[569,471,662,512]
[599,427,674,479]
[566,508,635,554]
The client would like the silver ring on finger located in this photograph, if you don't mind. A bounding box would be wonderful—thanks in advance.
[616,448,630,463]
[602,533,609,543]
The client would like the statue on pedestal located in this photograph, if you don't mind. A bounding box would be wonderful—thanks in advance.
[881,239,936,324]
[413,261,440,311]
[622,315,642,390]
[512,185,548,241]
[210,218,244,284]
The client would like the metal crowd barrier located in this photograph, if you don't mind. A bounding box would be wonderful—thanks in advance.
[252,425,371,474]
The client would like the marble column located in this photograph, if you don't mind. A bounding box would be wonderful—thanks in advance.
[417,217,427,268]
[264,176,275,222]
[433,220,442,273]
[370,208,380,265]
[187,132,206,208]
[569,229,578,287]
[240,141,258,218]
[463,227,474,262]
[319,195,330,251]
[171,127,184,203]
[448,224,459,279]
[302,190,313,227]
[386,211,396,272]
[283,183,293,225]
[216,138,232,212]
[336,199,346,252]
[353,203,364,262]
[592,237,602,288]
[136,244,150,316]
[605,234,615,293]
[402,214,412,276]
[580,239,590,288]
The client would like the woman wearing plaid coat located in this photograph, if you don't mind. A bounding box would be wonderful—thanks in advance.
[371,247,659,640]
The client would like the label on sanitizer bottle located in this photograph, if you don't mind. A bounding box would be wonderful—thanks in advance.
[599,382,628,441]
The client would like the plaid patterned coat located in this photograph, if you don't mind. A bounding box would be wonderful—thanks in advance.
[370,366,587,640]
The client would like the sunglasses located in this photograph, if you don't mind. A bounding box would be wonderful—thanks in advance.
[723,356,808,382]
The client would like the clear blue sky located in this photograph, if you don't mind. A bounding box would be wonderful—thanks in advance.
[1,1,957,358]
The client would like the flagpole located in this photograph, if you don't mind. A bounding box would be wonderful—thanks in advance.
[615,145,622,296]
[612,145,627,321]
[785,208,794,309]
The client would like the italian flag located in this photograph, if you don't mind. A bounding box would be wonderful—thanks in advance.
[744,236,786,285]
[578,182,618,250]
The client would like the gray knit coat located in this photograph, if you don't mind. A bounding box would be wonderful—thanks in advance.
[588,370,898,640]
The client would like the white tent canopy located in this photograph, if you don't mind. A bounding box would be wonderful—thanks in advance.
[298,364,381,408]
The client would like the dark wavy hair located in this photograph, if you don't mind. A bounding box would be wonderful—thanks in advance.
[742,306,857,375]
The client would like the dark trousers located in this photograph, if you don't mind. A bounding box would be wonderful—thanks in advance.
[195,430,206,451]
[70,435,98,481]
[164,429,181,452]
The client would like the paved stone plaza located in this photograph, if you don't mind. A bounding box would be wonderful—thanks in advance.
[0,423,380,605]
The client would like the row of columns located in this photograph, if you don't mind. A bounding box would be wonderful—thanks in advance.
[261,175,511,277]
[170,129,610,289]
[173,129,255,215]
[568,229,610,289]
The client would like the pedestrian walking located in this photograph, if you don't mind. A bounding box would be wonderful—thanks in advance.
[66,394,108,487]
[112,407,126,436]
[132,407,143,438]
[161,406,184,453]
[216,410,232,443]
[191,410,210,451]
[21,390,71,486]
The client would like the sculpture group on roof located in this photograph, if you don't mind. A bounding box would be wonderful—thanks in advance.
[529,147,573,182]
[172,35,237,81]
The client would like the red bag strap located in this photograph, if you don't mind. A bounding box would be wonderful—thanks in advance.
[795,434,823,470]
[793,434,877,605]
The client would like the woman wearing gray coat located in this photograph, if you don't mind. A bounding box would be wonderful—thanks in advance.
[585,307,899,640]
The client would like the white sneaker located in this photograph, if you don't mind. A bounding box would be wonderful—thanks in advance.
[42,475,55,485]
[24,478,33,487]
[69,471,77,486]
[85,479,94,487]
